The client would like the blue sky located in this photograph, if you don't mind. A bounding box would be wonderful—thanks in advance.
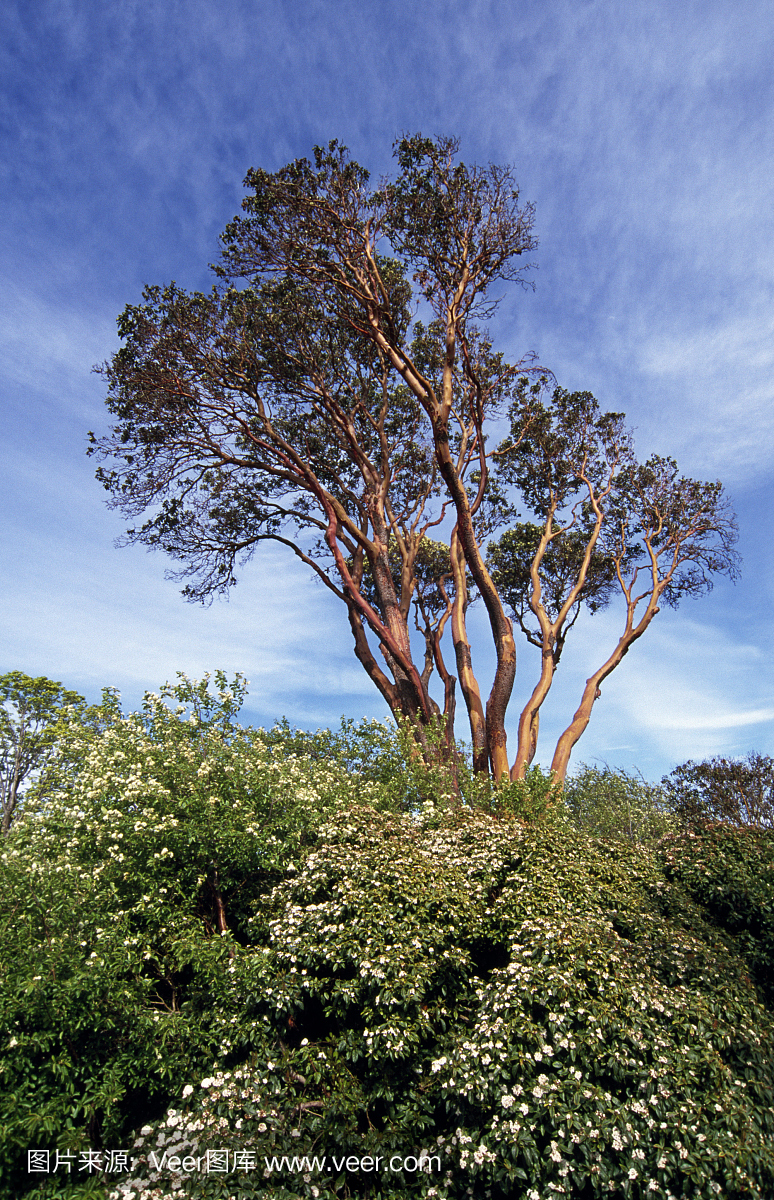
[2,0,773,780]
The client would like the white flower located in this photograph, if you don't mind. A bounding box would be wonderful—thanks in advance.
[629,1168,638,1180]
[182,1084,193,1098]
[501,1095,515,1109]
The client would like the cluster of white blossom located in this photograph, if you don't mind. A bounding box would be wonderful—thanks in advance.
[3,687,774,1199]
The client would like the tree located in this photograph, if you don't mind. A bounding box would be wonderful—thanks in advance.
[91,137,538,777]
[0,671,84,834]
[562,763,675,845]
[91,135,739,781]
[663,753,774,828]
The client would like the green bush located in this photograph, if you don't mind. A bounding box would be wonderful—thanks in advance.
[1,684,773,1199]
[662,755,774,829]
[659,823,774,1010]
[0,675,383,1198]
[563,764,675,846]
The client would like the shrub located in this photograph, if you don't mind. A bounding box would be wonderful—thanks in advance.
[107,808,774,1200]
[563,764,675,845]
[659,823,774,1010]
[2,686,773,1199]
[0,675,380,1198]
[662,754,774,829]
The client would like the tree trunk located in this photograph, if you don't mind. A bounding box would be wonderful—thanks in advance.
[433,621,457,755]
[1,745,23,835]
[551,674,605,782]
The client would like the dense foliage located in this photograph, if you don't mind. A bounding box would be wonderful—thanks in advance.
[562,766,674,847]
[1,678,773,1199]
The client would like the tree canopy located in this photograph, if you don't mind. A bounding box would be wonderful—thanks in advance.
[90,135,739,781]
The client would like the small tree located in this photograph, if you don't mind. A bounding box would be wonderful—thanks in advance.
[663,753,774,828]
[563,763,674,845]
[0,671,84,833]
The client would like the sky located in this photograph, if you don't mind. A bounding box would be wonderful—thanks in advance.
[2,0,773,781]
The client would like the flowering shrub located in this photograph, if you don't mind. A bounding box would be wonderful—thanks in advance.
[1,679,773,1198]
[0,676,379,1197]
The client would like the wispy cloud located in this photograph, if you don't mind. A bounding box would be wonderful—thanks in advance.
[657,707,774,731]
[0,537,376,716]
[0,282,115,407]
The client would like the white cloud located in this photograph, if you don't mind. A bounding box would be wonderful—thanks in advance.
[584,613,773,765]
[656,707,774,731]
[642,315,774,381]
